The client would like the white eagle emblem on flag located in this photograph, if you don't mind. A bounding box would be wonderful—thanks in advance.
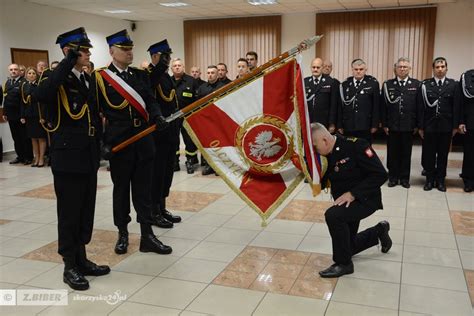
[249,131,282,161]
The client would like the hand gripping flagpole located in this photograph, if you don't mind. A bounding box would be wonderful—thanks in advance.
[109,35,323,155]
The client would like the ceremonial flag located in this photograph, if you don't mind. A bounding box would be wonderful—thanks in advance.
[184,58,322,223]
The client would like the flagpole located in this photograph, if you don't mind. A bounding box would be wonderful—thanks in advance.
[109,35,323,155]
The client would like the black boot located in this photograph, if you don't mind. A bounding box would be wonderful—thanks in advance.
[202,165,215,176]
[152,213,174,228]
[423,180,434,191]
[63,258,89,291]
[77,245,110,276]
[114,230,129,255]
[185,160,194,174]
[161,198,181,223]
[377,221,392,253]
[139,233,172,254]
[436,179,446,192]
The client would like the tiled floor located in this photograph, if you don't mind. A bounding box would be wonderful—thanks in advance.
[0,144,473,315]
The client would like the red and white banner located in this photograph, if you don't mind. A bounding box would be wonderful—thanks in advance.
[184,58,322,222]
[99,69,149,121]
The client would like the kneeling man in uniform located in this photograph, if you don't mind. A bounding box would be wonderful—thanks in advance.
[311,123,392,277]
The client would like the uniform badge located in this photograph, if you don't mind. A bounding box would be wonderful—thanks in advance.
[365,148,374,158]
[334,166,339,172]
[346,88,349,92]
[322,78,326,82]
[360,90,364,94]
[73,102,78,110]
[308,89,311,92]
[408,80,412,84]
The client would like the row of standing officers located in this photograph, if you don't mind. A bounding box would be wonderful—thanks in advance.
[304,57,473,193]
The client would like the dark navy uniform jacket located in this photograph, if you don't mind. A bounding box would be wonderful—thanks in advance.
[322,135,388,211]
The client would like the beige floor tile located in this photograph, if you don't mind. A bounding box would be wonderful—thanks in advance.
[251,232,304,251]
[16,210,58,224]
[271,249,311,265]
[85,271,153,298]
[112,252,180,276]
[326,301,398,316]
[359,215,405,231]
[186,284,265,315]
[223,215,266,231]
[1,303,49,315]
[204,227,259,245]
[0,282,20,289]
[306,223,330,237]
[198,202,245,216]
[404,231,457,249]
[160,257,227,283]
[401,262,467,291]
[450,211,474,236]
[19,224,58,242]
[249,275,295,294]
[180,311,212,316]
[109,301,181,316]
[213,269,259,288]
[130,277,206,309]
[331,278,399,310]
[405,218,454,234]
[184,241,245,263]
[456,235,474,251]
[403,245,462,268]
[186,213,232,227]
[407,198,448,210]
[349,258,401,283]
[355,243,403,262]
[400,284,473,316]
[0,258,57,284]
[0,238,52,258]
[460,250,474,270]
[297,235,333,254]
[163,223,217,240]
[406,207,451,221]
[289,275,337,300]
[0,207,40,221]
[264,219,313,235]
[253,292,328,315]
[0,256,15,266]
[0,221,45,237]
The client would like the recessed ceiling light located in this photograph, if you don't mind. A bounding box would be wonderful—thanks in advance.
[104,10,131,14]
[248,0,278,5]
[159,2,189,7]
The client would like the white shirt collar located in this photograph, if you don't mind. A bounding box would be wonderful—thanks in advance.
[397,77,408,83]
[113,62,128,73]
[313,74,322,82]
[71,67,84,80]
[353,77,364,85]
[434,76,446,85]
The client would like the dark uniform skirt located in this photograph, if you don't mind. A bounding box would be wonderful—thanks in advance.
[26,117,47,138]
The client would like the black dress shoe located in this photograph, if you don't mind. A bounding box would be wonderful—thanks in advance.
[378,221,392,253]
[423,181,433,191]
[78,260,111,276]
[139,234,172,254]
[400,181,410,188]
[387,179,398,187]
[23,159,32,165]
[162,209,181,223]
[437,181,446,192]
[185,160,194,174]
[9,157,22,164]
[114,233,129,255]
[63,267,89,291]
[202,165,215,175]
[152,214,174,228]
[319,262,354,278]
[421,169,426,176]
[464,185,473,193]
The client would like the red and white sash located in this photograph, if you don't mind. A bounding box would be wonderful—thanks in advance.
[100,69,149,121]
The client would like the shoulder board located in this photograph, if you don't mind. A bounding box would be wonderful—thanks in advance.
[96,66,107,71]
[346,136,357,142]
[38,69,51,82]
[130,66,146,74]
[365,75,378,82]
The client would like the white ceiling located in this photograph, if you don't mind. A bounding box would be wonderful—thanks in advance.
[26,0,456,21]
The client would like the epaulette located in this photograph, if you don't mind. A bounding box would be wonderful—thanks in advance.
[346,136,358,142]
[95,67,107,72]
[365,75,378,82]
[38,69,51,83]
[130,66,146,74]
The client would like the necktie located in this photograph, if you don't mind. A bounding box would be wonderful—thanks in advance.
[79,73,87,88]
[120,71,128,81]
[400,80,405,87]
[438,79,442,87]
[314,78,319,85]
[355,80,360,89]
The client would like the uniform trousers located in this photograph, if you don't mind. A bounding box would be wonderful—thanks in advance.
[176,118,198,162]
[109,143,154,229]
[344,130,372,144]
[461,129,474,185]
[152,138,177,215]
[8,119,32,160]
[387,131,413,182]
[422,131,451,182]
[54,171,96,263]
[325,201,380,264]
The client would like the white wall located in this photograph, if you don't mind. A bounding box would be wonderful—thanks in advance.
[0,0,129,153]
[433,0,474,79]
